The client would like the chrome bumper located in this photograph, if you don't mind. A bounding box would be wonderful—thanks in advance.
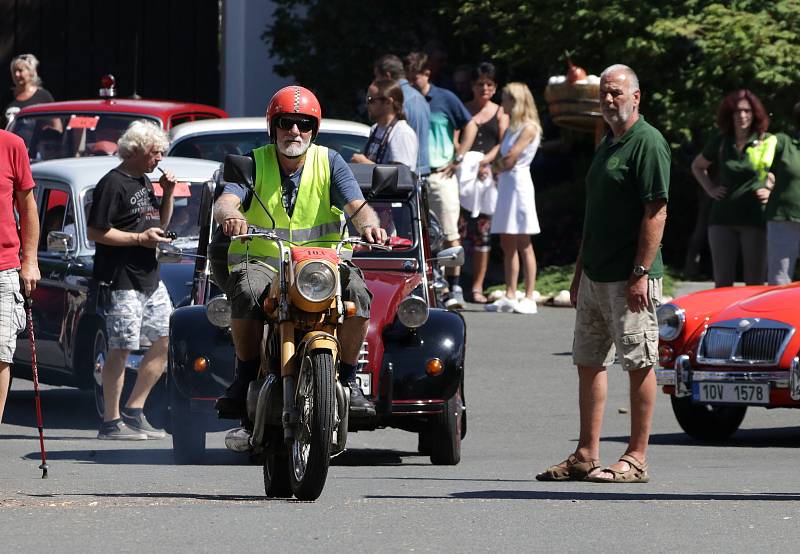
[657,355,799,398]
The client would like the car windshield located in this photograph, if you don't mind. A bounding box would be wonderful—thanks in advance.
[9,113,160,162]
[346,200,414,255]
[169,131,367,162]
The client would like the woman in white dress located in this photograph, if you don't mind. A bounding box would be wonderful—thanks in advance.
[486,82,541,314]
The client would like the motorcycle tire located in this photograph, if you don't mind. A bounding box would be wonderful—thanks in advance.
[289,350,335,501]
[263,450,292,498]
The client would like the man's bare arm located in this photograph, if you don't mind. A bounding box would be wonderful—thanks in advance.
[345,200,387,244]
[214,193,249,237]
[634,200,668,270]
[15,188,40,295]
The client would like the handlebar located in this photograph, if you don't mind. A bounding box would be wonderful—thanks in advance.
[230,227,392,253]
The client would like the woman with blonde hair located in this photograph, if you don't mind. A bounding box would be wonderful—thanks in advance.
[4,53,54,125]
[486,82,542,314]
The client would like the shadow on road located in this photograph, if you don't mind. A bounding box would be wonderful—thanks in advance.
[602,427,800,448]
[22,447,250,466]
[367,490,800,502]
[22,491,277,503]
[4,388,100,431]
[332,448,430,467]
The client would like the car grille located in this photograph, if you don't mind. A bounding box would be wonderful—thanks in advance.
[698,319,793,365]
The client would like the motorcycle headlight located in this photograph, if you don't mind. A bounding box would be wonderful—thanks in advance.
[397,295,429,328]
[657,303,685,342]
[296,261,337,302]
[206,295,232,328]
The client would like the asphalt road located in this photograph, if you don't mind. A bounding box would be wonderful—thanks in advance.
[3,288,800,552]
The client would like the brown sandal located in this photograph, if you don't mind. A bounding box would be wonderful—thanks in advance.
[536,454,601,481]
[471,289,488,304]
[587,454,649,483]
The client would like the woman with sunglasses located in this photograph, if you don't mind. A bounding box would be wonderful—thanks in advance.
[352,79,418,173]
[3,53,54,126]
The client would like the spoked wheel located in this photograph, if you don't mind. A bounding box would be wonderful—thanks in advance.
[263,449,292,498]
[289,350,335,501]
[429,388,463,465]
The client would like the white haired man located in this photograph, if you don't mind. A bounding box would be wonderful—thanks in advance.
[87,120,178,440]
[537,65,670,483]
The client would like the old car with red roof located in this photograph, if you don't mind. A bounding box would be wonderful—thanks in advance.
[656,284,800,440]
[5,75,226,162]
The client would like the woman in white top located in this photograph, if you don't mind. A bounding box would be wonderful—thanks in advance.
[352,79,418,173]
[487,82,542,315]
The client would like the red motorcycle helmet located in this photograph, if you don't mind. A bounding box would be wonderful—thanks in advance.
[266,85,322,141]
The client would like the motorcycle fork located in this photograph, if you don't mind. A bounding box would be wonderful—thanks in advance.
[280,321,297,443]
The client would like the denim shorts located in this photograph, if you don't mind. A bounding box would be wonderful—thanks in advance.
[106,281,173,350]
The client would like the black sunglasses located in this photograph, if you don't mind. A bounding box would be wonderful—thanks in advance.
[275,115,315,133]
[366,95,387,105]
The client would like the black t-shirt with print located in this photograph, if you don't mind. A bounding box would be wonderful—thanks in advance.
[87,168,162,292]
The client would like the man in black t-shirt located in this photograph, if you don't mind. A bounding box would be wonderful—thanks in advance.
[87,121,177,440]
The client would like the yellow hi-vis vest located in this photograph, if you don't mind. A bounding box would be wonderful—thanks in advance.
[746,134,778,184]
[227,143,345,270]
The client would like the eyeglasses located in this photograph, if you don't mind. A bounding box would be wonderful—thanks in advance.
[366,95,387,105]
[275,115,315,133]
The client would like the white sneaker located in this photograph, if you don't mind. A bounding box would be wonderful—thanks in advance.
[485,296,517,313]
[513,297,538,314]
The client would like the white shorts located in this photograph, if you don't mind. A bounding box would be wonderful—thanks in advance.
[426,171,461,241]
[106,281,173,351]
[0,269,26,364]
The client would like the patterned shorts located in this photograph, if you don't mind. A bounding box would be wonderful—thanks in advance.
[572,273,662,371]
[106,281,173,351]
[0,268,26,364]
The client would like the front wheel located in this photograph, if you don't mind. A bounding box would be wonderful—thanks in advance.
[290,350,335,501]
[670,395,746,441]
[429,389,463,465]
[263,449,292,498]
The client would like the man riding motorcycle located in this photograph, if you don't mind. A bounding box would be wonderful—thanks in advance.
[213,85,387,419]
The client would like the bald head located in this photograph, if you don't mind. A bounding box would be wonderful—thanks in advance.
[600,64,639,93]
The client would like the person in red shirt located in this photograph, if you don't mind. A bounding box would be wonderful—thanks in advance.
[0,129,40,423]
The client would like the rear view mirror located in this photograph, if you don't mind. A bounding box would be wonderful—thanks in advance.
[47,231,75,254]
[436,246,465,268]
[371,165,398,197]
[223,154,255,190]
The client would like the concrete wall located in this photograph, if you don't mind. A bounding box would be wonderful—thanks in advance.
[221,0,291,117]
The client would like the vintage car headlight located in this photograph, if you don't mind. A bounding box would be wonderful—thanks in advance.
[206,295,232,328]
[657,303,685,341]
[296,261,337,302]
[397,295,429,328]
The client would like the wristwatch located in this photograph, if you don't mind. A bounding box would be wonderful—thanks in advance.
[632,265,649,277]
[454,153,464,164]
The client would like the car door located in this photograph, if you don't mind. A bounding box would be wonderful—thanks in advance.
[25,182,74,370]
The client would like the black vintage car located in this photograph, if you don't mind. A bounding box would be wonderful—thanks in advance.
[167,163,468,464]
[12,156,221,423]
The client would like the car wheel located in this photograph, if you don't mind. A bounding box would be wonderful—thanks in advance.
[88,325,127,420]
[429,388,463,465]
[671,395,747,441]
[169,378,206,464]
[417,430,432,455]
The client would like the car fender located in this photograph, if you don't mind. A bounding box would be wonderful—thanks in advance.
[381,307,466,402]
[168,305,234,399]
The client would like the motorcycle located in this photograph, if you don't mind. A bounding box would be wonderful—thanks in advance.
[220,155,393,500]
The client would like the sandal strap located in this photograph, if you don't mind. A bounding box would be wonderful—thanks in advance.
[619,454,647,472]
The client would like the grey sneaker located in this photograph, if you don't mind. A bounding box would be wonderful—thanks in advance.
[121,409,167,440]
[444,286,465,311]
[98,419,148,441]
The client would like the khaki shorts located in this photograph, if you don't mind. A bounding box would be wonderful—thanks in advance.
[426,171,461,241]
[572,273,662,370]
[0,268,26,364]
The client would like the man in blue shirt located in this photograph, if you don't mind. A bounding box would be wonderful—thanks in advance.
[373,54,430,176]
[405,52,477,309]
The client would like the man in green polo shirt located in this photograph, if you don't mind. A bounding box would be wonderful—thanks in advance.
[536,64,670,484]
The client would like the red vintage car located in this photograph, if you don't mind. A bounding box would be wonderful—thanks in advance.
[656,283,800,440]
[5,74,227,162]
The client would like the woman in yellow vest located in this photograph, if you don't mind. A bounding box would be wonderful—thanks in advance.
[213,86,387,418]
[691,89,775,287]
